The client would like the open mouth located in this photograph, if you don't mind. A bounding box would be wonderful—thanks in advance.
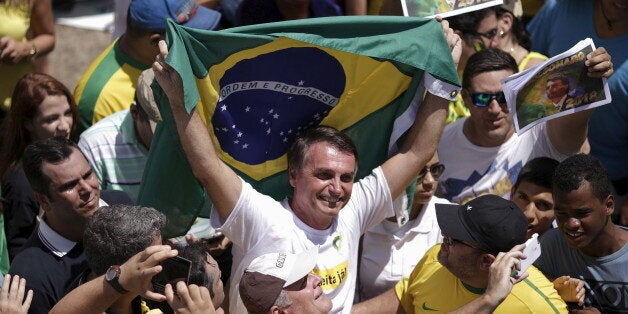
[318,195,343,207]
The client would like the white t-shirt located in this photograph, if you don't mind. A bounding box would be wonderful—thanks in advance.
[437,118,567,204]
[358,196,451,301]
[210,167,393,314]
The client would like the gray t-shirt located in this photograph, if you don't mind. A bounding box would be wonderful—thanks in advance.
[534,227,628,312]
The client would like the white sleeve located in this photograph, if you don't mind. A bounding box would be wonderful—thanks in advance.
[343,167,395,234]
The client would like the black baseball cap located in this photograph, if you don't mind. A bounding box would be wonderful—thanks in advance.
[435,194,527,253]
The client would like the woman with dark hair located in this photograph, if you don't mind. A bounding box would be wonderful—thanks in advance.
[496,0,547,71]
[0,72,78,261]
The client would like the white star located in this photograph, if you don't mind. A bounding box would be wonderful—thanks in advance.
[266,128,271,135]
[288,97,293,100]
[283,137,288,142]
[466,205,472,211]
[314,113,320,119]
[280,131,284,136]
[242,143,249,149]
[273,113,279,119]
[234,140,239,144]
[297,127,301,130]
[265,121,269,125]
[220,104,227,111]
[260,118,264,123]
[221,128,228,132]
[231,125,236,129]
[237,132,243,137]
[288,129,292,134]
[269,109,274,114]
[298,80,304,86]
[245,106,250,112]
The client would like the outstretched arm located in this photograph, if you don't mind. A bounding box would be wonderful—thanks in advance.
[547,47,614,155]
[381,20,461,199]
[153,41,242,220]
[50,245,177,314]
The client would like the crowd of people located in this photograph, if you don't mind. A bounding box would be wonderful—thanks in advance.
[0,0,625,313]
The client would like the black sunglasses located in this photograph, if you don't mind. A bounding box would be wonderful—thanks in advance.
[470,92,507,107]
[468,28,499,40]
[418,163,445,181]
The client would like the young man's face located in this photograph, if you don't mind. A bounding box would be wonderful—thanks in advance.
[553,181,613,255]
[289,141,356,229]
[38,148,101,224]
[511,181,555,239]
[413,153,443,205]
[282,274,332,314]
[464,70,516,146]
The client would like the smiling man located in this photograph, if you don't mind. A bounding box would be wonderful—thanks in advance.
[534,154,628,313]
[437,48,611,204]
[153,21,461,312]
[7,137,131,312]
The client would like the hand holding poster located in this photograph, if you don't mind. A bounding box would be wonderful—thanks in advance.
[501,38,612,134]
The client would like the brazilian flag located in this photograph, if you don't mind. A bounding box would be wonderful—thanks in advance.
[138,16,459,237]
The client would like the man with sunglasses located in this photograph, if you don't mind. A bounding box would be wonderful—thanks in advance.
[353,194,567,313]
[357,152,452,301]
[437,48,612,204]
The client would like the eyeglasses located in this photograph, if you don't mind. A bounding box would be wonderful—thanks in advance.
[468,28,499,40]
[443,236,493,254]
[418,163,445,181]
[469,92,507,107]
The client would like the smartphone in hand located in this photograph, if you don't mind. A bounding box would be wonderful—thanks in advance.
[152,256,192,294]
[513,233,541,277]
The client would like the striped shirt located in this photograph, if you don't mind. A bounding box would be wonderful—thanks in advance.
[74,39,149,133]
[78,110,147,201]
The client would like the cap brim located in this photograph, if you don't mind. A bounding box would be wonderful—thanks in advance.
[182,6,221,30]
[435,203,476,243]
[283,246,318,287]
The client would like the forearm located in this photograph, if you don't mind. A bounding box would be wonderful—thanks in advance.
[30,0,55,56]
[166,93,241,217]
[382,91,449,199]
[547,108,593,155]
[50,276,122,314]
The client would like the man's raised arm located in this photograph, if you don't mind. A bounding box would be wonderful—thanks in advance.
[546,47,614,155]
[381,20,461,200]
[153,40,242,220]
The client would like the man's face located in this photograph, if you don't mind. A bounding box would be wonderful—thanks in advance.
[545,79,568,100]
[553,182,613,253]
[38,148,101,224]
[465,70,515,146]
[289,141,356,228]
[413,154,443,205]
[282,274,332,314]
[511,181,555,239]
[437,236,484,281]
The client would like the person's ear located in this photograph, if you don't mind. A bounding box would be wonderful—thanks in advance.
[604,194,615,216]
[270,305,284,314]
[498,12,514,35]
[478,253,495,270]
[34,192,52,212]
[288,168,297,188]
[461,89,472,110]
[149,33,163,47]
